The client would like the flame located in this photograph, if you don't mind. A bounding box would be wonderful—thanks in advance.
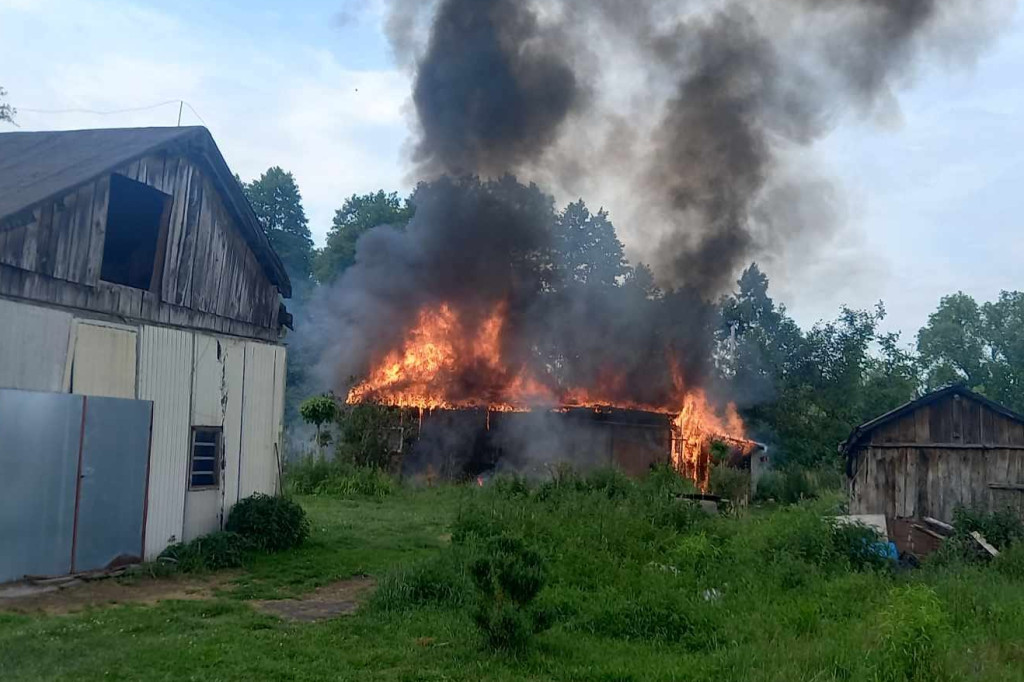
[347,302,747,487]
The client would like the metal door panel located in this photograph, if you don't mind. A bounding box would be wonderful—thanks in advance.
[0,390,82,582]
[73,396,152,572]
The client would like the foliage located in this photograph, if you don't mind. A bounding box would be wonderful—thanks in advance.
[10,488,1024,680]
[299,394,339,457]
[158,531,250,573]
[336,403,402,470]
[0,86,14,124]
[552,200,628,288]
[469,533,548,651]
[242,166,316,289]
[754,468,816,504]
[315,190,415,283]
[708,465,749,503]
[951,505,1024,551]
[285,457,395,499]
[874,585,948,682]
[225,493,309,552]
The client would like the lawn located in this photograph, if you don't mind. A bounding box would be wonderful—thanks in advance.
[2,472,1024,681]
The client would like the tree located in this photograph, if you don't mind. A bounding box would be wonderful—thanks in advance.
[299,395,338,460]
[916,292,989,391]
[0,87,15,124]
[981,291,1024,412]
[551,200,628,288]
[315,190,414,283]
[242,167,315,290]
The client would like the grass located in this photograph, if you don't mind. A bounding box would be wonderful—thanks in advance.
[2,470,1024,680]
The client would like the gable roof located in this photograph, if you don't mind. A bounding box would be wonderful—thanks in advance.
[840,385,1024,471]
[0,126,291,297]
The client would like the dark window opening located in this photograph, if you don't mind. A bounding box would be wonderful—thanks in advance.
[189,427,222,490]
[100,174,171,290]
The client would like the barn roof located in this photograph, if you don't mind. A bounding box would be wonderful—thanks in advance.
[840,385,1024,462]
[0,126,291,297]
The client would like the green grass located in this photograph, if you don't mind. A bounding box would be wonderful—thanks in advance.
[3,472,1024,681]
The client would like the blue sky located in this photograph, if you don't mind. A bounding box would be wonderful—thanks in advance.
[2,0,1022,340]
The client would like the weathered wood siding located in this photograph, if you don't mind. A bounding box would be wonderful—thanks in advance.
[0,153,279,341]
[850,393,1024,522]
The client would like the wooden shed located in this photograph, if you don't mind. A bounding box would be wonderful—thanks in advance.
[0,126,292,578]
[843,385,1024,524]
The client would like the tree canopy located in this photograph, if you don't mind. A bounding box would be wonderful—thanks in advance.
[315,190,415,284]
[0,87,15,124]
[242,167,315,290]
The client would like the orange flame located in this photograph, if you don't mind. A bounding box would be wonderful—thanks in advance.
[347,302,747,486]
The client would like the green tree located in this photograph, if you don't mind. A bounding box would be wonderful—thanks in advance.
[315,190,414,283]
[981,291,1024,411]
[242,167,315,289]
[299,395,338,460]
[917,292,989,391]
[0,87,15,124]
[552,200,628,288]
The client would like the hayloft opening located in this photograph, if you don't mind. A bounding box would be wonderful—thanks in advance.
[100,174,171,290]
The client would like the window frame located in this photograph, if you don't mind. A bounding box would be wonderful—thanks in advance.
[188,426,223,491]
[99,172,173,293]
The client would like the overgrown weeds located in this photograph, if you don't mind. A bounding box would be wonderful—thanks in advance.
[285,457,396,499]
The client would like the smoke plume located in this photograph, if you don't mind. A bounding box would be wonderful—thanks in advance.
[320,0,1009,406]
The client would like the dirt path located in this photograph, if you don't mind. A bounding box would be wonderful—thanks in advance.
[251,576,377,622]
[0,572,237,615]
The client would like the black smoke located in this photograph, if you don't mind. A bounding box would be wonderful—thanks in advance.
[320,0,1009,406]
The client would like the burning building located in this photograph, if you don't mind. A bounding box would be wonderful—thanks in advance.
[314,0,1006,482]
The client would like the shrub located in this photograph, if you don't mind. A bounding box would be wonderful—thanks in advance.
[874,585,948,682]
[470,533,548,651]
[226,493,309,552]
[952,506,1024,551]
[708,466,750,503]
[584,468,634,500]
[668,532,722,582]
[158,531,250,573]
[754,468,815,504]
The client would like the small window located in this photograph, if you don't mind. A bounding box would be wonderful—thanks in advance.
[189,427,222,490]
[100,174,171,290]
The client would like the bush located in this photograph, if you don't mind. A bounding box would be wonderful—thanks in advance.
[708,466,750,503]
[754,468,815,504]
[226,493,309,552]
[158,531,250,573]
[952,506,1024,551]
[470,533,548,651]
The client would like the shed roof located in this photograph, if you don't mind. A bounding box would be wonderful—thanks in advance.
[840,385,1024,465]
[0,126,291,297]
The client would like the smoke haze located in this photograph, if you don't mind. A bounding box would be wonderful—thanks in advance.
[319,0,1010,406]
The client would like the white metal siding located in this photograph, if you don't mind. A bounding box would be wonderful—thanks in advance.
[272,346,287,492]
[70,322,137,399]
[138,325,194,559]
[238,342,279,499]
[0,299,72,392]
[220,338,245,513]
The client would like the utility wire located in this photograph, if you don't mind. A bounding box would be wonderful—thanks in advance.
[17,99,209,127]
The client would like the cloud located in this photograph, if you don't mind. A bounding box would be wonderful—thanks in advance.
[0,0,411,243]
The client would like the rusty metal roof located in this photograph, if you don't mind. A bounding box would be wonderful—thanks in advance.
[0,126,291,297]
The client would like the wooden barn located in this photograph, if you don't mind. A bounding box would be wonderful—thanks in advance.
[843,385,1024,525]
[0,126,291,582]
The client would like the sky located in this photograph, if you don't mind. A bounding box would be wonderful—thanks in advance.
[1,0,1022,341]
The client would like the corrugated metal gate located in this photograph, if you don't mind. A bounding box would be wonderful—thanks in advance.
[0,389,153,583]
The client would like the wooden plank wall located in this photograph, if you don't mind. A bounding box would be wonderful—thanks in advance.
[850,393,1024,522]
[0,153,280,341]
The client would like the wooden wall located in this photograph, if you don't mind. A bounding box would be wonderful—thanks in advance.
[0,153,280,341]
[849,393,1024,522]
